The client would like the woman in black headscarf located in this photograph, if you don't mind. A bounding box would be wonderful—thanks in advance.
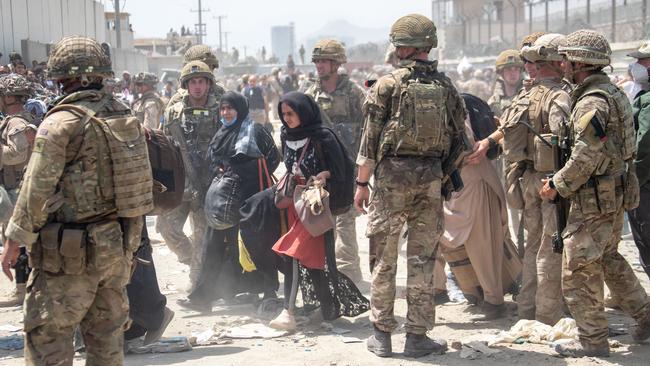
[178,91,281,310]
[269,91,369,330]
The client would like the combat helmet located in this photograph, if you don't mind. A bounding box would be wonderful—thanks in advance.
[134,72,159,86]
[495,49,524,71]
[8,52,22,62]
[311,39,347,64]
[0,74,32,97]
[180,60,214,88]
[558,30,611,66]
[183,44,219,70]
[47,36,112,81]
[390,14,437,49]
[520,33,567,63]
[520,32,547,49]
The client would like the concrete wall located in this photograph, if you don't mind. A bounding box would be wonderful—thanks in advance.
[0,0,148,73]
[1,0,106,64]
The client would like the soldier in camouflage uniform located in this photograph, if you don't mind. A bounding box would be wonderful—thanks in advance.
[488,49,524,117]
[0,74,36,307]
[158,61,220,286]
[132,72,164,129]
[539,30,650,357]
[355,14,469,358]
[466,32,567,324]
[305,39,365,282]
[166,45,225,112]
[0,36,153,366]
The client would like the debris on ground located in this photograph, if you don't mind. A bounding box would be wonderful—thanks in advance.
[127,336,192,354]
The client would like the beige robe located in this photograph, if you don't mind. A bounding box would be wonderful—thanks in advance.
[440,119,508,305]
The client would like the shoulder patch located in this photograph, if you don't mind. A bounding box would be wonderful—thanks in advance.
[577,109,597,131]
[33,137,47,153]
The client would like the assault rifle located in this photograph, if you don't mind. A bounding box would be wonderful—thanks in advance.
[167,121,207,204]
[518,120,570,254]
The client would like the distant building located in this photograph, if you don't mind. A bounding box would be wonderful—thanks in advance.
[271,23,295,64]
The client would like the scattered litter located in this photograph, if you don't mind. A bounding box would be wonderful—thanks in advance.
[320,322,333,331]
[0,334,23,350]
[451,341,463,350]
[127,336,192,354]
[0,324,22,332]
[225,323,288,339]
[458,341,500,360]
[193,329,214,345]
[490,318,577,346]
[609,339,623,348]
[340,337,362,344]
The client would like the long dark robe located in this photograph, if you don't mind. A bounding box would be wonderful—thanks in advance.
[189,92,281,303]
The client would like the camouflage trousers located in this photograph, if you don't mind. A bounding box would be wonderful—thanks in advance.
[334,207,362,282]
[156,199,207,285]
[366,158,444,335]
[518,168,563,324]
[24,247,131,365]
[563,203,650,346]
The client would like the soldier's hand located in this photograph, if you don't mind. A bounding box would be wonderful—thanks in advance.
[0,239,20,281]
[539,178,558,200]
[465,139,489,165]
[354,186,370,214]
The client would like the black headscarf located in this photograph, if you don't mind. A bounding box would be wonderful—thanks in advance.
[208,91,250,166]
[278,91,330,141]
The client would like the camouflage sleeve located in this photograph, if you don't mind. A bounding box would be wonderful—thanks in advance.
[0,119,31,166]
[547,90,571,136]
[5,111,82,246]
[552,95,610,198]
[143,99,162,130]
[356,76,394,169]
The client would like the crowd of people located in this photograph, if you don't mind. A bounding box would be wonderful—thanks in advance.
[1,11,650,365]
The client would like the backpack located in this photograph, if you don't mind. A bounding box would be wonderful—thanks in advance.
[146,129,185,215]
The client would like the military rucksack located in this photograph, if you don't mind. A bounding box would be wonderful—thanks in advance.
[146,128,185,215]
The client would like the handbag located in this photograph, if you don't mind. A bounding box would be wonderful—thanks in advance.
[204,171,241,230]
[274,138,310,209]
[293,176,335,237]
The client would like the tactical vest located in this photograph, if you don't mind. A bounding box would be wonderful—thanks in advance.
[179,105,220,158]
[501,81,559,169]
[378,68,451,158]
[573,79,639,210]
[310,78,361,156]
[0,113,34,190]
[46,92,153,222]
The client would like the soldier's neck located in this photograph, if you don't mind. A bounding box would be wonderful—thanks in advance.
[320,74,339,93]
[504,82,519,97]
[188,95,208,108]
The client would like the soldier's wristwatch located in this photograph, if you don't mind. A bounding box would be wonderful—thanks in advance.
[355,180,369,187]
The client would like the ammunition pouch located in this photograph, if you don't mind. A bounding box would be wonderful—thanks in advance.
[623,161,640,211]
[31,218,135,274]
[576,175,624,216]
[533,134,555,173]
[33,223,87,275]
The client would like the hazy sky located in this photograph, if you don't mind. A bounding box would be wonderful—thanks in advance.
[110,0,431,53]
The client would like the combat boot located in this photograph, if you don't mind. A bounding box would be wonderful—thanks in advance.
[471,302,506,321]
[0,283,25,307]
[403,333,447,358]
[366,325,392,357]
[632,310,650,342]
[554,340,610,358]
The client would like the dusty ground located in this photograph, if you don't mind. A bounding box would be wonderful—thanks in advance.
[1,213,649,365]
